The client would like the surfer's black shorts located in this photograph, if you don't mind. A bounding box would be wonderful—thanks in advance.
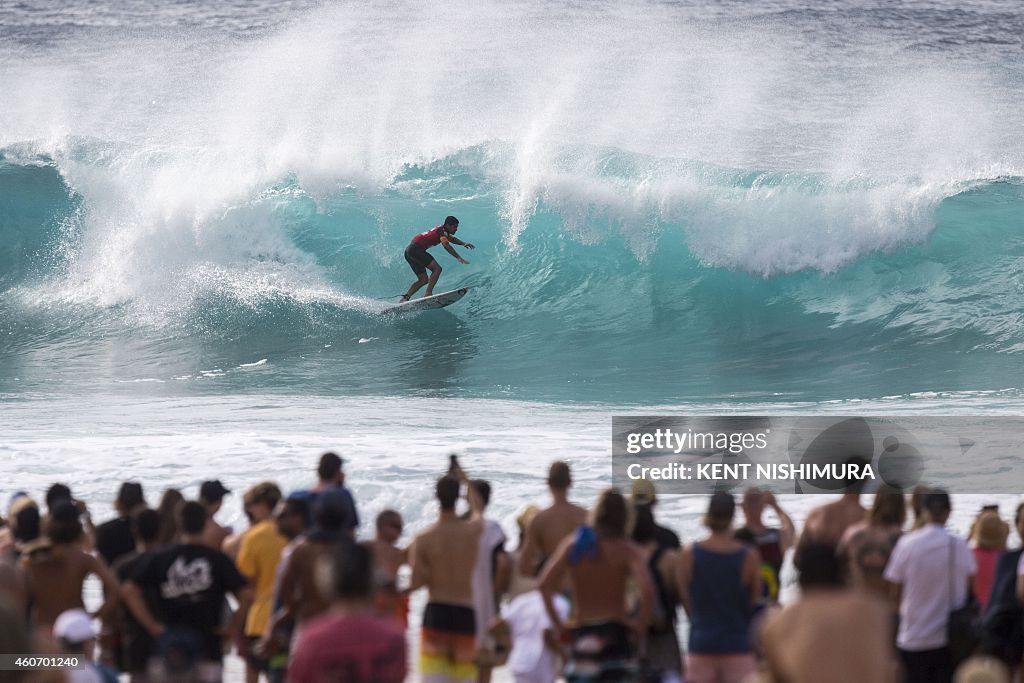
[404,243,437,276]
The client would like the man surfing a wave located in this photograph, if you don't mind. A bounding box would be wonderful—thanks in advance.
[400,216,474,302]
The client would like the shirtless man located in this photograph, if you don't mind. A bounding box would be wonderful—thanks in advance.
[761,542,896,683]
[410,476,483,683]
[270,490,352,634]
[539,489,653,682]
[518,461,588,578]
[22,500,121,628]
[797,467,868,558]
[363,510,409,626]
[199,480,233,551]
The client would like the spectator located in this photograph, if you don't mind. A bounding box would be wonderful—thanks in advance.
[54,608,118,683]
[261,492,311,683]
[737,488,795,604]
[122,501,253,682]
[518,462,587,578]
[271,490,352,635]
[492,587,569,683]
[95,482,147,567]
[468,479,508,683]
[970,509,1008,610]
[632,505,683,683]
[410,476,483,683]
[885,490,975,683]
[236,482,286,683]
[677,492,760,683]
[630,480,681,551]
[156,488,184,546]
[838,484,905,598]
[198,481,232,551]
[981,505,1024,675]
[310,452,360,533]
[109,508,162,682]
[797,472,867,550]
[288,541,406,683]
[761,542,896,683]
[363,510,409,626]
[539,489,653,683]
[23,501,120,628]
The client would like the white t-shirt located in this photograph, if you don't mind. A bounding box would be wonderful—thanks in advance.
[67,665,105,683]
[502,590,570,683]
[884,524,976,651]
[473,518,507,644]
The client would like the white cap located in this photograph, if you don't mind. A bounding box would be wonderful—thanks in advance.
[53,609,95,644]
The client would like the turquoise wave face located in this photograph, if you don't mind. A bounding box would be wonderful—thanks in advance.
[2,147,1024,403]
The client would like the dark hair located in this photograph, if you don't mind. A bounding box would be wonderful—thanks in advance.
[593,489,628,539]
[116,482,146,512]
[869,485,906,527]
[734,527,757,545]
[285,496,312,528]
[471,480,491,507]
[157,488,185,545]
[631,504,657,544]
[705,492,736,533]
[444,216,460,227]
[331,540,373,600]
[47,501,83,545]
[132,508,161,544]
[796,542,844,589]
[548,461,571,491]
[45,484,72,510]
[376,509,402,532]
[844,455,870,494]
[13,505,41,544]
[317,452,343,481]
[924,489,952,522]
[179,501,208,535]
[436,477,460,511]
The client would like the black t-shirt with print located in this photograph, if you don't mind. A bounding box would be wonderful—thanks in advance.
[130,543,247,662]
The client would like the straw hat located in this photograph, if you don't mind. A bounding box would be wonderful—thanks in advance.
[955,655,1010,683]
[972,511,1009,550]
[515,505,539,534]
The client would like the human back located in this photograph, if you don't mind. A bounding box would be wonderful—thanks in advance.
[414,516,481,607]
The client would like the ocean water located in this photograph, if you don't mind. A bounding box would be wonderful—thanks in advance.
[2,1,1024,677]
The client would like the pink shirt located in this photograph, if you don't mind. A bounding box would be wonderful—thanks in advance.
[289,611,406,683]
[973,547,1002,610]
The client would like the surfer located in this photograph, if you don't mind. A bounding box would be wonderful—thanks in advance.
[400,216,474,302]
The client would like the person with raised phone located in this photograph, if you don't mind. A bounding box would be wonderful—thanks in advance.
[400,216,474,303]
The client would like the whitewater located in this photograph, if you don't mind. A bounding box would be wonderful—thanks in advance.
[3,2,1024,679]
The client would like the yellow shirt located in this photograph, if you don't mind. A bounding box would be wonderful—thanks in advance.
[237,519,288,636]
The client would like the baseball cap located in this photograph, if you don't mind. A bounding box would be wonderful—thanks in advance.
[199,480,231,502]
[53,609,95,644]
[630,479,657,505]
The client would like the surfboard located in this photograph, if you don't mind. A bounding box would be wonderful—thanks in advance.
[381,287,469,314]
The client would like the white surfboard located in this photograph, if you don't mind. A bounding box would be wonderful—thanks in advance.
[381,287,469,314]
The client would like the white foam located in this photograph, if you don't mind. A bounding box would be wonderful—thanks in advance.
[1,0,1021,302]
